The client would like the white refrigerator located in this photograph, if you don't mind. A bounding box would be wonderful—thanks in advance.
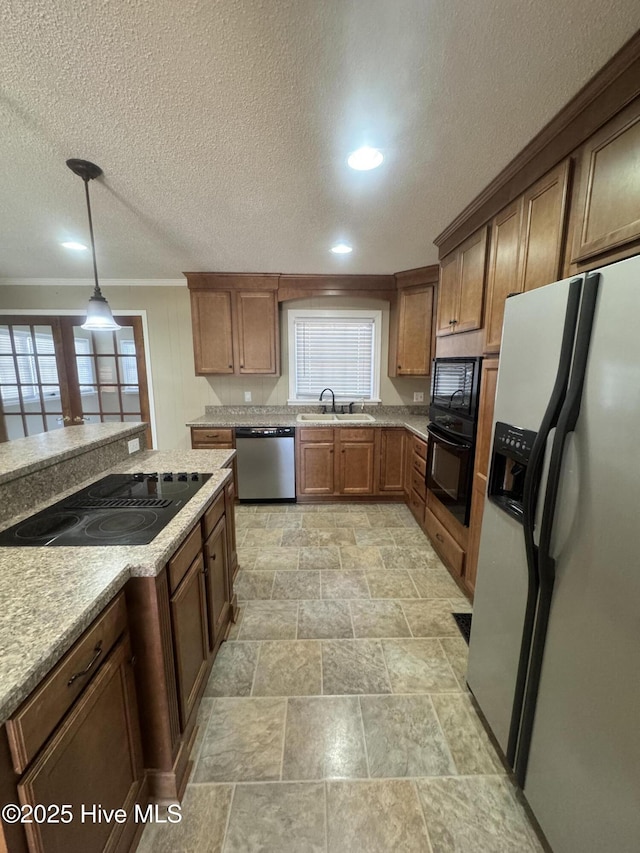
[467,255,640,853]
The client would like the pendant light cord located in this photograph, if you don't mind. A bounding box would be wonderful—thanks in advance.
[83,177,102,298]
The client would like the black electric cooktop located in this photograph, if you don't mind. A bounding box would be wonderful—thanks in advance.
[0,472,212,547]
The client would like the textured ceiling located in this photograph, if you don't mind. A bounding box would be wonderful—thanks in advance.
[1,0,639,280]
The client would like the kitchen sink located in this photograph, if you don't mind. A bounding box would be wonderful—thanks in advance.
[296,413,375,423]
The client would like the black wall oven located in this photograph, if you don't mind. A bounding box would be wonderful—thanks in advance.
[426,357,482,526]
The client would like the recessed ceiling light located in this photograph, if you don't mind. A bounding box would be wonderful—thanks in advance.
[347,146,383,171]
[61,241,88,251]
[331,243,353,254]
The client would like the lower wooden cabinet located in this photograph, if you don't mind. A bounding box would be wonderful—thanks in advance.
[2,595,146,853]
[297,430,335,496]
[337,431,375,495]
[203,516,230,648]
[378,429,406,493]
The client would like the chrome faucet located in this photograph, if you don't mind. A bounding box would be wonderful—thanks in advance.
[319,388,336,413]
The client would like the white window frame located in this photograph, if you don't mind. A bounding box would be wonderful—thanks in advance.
[287,308,382,405]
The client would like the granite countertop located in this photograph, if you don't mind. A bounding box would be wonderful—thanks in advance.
[0,447,235,725]
[187,407,430,442]
[0,422,147,485]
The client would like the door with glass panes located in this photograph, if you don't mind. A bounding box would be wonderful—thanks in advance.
[0,315,151,446]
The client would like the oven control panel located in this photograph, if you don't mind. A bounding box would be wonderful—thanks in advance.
[493,422,537,463]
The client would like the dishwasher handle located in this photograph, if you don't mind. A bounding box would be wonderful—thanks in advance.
[235,427,295,438]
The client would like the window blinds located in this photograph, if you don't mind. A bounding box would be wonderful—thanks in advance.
[293,316,375,399]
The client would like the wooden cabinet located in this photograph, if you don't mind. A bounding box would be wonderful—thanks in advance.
[187,275,280,376]
[485,161,570,353]
[378,429,406,493]
[296,429,335,496]
[571,102,640,265]
[3,596,145,853]
[337,429,375,495]
[170,554,210,730]
[224,478,239,582]
[464,358,499,596]
[436,226,488,337]
[388,267,437,377]
[125,486,234,801]
[406,433,428,525]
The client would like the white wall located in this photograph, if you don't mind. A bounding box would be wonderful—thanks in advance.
[0,285,430,449]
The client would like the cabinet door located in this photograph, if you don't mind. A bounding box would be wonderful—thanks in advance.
[395,287,434,375]
[170,555,210,729]
[338,442,375,494]
[456,225,488,333]
[378,429,407,492]
[235,291,279,375]
[572,105,640,263]
[436,251,460,336]
[18,637,144,853]
[204,516,230,650]
[224,478,238,581]
[190,291,234,374]
[484,199,524,353]
[519,161,570,292]
[298,442,335,495]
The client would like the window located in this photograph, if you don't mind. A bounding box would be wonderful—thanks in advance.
[288,309,382,403]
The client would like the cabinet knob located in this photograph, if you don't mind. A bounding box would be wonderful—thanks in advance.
[398,365,401,369]
[210,552,217,561]
[228,364,232,368]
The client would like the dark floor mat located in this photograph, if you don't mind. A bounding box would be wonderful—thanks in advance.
[452,612,472,644]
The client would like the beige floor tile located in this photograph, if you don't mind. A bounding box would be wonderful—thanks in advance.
[235,529,248,547]
[365,569,419,598]
[298,600,353,639]
[379,545,435,570]
[450,596,473,613]
[272,570,321,599]
[299,545,341,570]
[252,547,299,571]
[431,693,504,774]
[236,513,269,529]
[410,569,461,598]
[416,776,536,853]
[282,696,367,780]
[234,570,275,600]
[339,545,384,571]
[227,605,244,640]
[252,640,322,696]
[204,641,260,697]
[302,514,337,528]
[254,503,287,513]
[243,528,283,548]
[236,546,257,569]
[321,571,370,599]
[188,696,214,766]
[354,527,396,546]
[391,528,433,546]
[282,528,356,547]
[266,513,302,528]
[336,512,370,527]
[238,601,298,640]
[136,784,232,853]
[439,635,469,689]
[366,512,406,528]
[326,780,431,853]
[401,600,460,637]
[350,600,411,638]
[360,695,456,777]
[382,638,461,693]
[224,782,326,853]
[193,697,286,782]
[321,640,391,695]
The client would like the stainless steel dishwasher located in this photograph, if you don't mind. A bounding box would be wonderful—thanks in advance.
[235,427,296,501]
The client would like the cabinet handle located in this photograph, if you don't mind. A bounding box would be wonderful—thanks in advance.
[67,642,103,686]
[435,533,444,542]
[398,365,402,369]
[210,552,217,561]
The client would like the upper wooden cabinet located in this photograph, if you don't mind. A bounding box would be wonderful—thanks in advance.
[571,102,640,264]
[436,226,488,337]
[389,266,437,377]
[187,274,280,376]
[484,160,570,353]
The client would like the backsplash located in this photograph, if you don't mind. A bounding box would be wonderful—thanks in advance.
[203,404,430,416]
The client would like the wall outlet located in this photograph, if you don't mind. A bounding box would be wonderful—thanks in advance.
[413,392,424,403]
[244,391,252,402]
[127,437,140,454]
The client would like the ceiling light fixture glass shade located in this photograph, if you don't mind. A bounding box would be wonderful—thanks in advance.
[66,158,120,331]
[330,243,353,254]
[347,146,383,170]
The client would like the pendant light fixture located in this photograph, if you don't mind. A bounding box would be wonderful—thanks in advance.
[66,158,120,331]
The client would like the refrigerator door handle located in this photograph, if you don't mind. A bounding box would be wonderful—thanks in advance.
[505,277,583,767]
[515,270,601,788]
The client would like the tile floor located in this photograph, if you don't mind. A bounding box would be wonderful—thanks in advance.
[138,502,543,853]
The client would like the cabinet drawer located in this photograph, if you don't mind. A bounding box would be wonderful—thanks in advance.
[408,489,425,525]
[337,428,374,442]
[424,508,464,576]
[168,524,203,594]
[192,428,234,445]
[298,428,334,442]
[411,468,426,500]
[413,436,428,460]
[6,593,128,774]
[412,452,426,478]
[203,491,226,539]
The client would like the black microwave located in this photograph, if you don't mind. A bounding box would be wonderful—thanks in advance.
[429,357,482,440]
